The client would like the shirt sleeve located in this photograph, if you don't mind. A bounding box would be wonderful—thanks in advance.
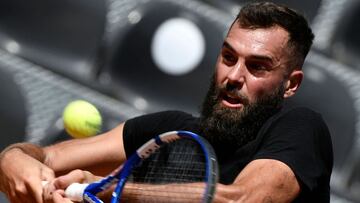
[123,110,198,158]
[253,107,333,192]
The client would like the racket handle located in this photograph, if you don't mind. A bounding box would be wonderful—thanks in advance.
[41,181,89,202]
[65,183,89,202]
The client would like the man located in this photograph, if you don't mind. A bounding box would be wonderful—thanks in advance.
[0,2,333,202]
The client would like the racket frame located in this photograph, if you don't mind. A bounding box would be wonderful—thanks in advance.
[81,130,218,203]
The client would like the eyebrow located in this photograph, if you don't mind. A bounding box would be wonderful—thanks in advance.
[222,41,236,53]
[222,41,275,65]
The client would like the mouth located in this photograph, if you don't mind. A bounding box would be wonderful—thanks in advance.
[220,92,245,108]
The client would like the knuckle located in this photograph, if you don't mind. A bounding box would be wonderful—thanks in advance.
[27,176,39,185]
[84,170,95,182]
[44,168,55,178]
[83,170,92,177]
[8,190,16,200]
[74,169,87,181]
[72,169,83,175]
[14,184,27,195]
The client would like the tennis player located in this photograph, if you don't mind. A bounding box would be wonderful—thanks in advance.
[0,2,333,202]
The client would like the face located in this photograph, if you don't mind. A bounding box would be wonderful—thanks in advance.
[216,23,292,110]
[200,23,303,147]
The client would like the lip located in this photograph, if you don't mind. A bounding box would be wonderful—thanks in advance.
[220,93,244,109]
[221,99,243,108]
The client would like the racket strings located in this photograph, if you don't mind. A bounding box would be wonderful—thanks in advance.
[121,193,204,203]
[121,181,207,202]
[121,139,209,202]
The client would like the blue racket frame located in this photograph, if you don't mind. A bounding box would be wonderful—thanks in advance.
[82,130,218,203]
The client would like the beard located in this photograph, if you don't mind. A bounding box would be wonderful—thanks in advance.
[199,75,285,148]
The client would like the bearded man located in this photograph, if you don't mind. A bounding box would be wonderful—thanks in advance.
[0,2,333,202]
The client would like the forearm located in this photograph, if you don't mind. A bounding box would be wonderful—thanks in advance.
[215,182,298,203]
[94,175,296,203]
[120,182,207,203]
[44,142,111,176]
[213,159,300,203]
[119,182,241,203]
[214,183,288,203]
[44,123,126,176]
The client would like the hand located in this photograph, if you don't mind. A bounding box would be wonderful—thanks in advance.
[0,148,55,203]
[52,190,74,203]
[43,169,101,202]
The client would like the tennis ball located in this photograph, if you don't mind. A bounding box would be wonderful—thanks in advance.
[62,100,102,139]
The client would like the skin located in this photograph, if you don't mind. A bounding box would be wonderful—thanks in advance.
[206,23,303,203]
[216,23,303,110]
[0,22,304,203]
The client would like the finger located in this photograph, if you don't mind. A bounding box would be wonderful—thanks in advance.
[53,191,74,203]
[10,193,37,203]
[44,189,65,203]
[42,180,57,202]
[26,179,44,203]
[53,170,83,190]
[56,189,65,196]
[53,169,95,189]
[11,182,37,203]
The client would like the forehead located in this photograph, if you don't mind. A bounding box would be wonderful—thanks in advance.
[225,23,290,62]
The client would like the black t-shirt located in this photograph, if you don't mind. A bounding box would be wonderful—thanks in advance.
[123,106,333,202]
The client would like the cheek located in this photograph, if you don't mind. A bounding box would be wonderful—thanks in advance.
[215,64,227,84]
[246,78,278,100]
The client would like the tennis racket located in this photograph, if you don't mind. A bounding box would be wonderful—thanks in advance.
[57,130,218,203]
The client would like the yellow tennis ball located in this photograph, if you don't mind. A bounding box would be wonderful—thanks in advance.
[63,100,102,139]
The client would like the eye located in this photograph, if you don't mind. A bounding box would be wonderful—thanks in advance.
[246,62,267,71]
[245,61,272,77]
[221,50,237,66]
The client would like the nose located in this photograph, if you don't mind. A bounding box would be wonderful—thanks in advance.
[226,62,245,88]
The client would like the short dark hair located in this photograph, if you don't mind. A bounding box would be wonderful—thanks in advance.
[234,1,314,69]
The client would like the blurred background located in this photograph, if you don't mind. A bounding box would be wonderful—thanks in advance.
[0,0,359,202]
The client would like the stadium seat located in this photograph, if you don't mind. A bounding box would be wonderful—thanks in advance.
[0,0,107,81]
[0,68,26,151]
[330,1,360,71]
[98,0,233,114]
[199,0,322,23]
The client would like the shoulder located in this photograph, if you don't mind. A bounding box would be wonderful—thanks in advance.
[255,106,333,195]
[260,106,332,149]
[124,110,200,139]
[277,106,323,121]
[123,110,199,157]
[125,110,197,126]
[255,105,333,169]
[264,106,328,134]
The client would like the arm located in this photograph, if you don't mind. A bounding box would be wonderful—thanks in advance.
[45,159,299,203]
[46,171,217,203]
[214,159,300,203]
[44,123,127,175]
[120,160,299,203]
[0,122,127,203]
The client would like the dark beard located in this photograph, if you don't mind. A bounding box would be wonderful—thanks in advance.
[199,76,284,148]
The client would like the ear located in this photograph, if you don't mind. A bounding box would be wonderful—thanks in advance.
[283,70,303,98]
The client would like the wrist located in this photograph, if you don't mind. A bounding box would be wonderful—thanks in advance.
[0,148,24,192]
[0,143,46,163]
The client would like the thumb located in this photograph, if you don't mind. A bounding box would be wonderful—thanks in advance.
[53,169,97,190]
[53,176,74,190]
